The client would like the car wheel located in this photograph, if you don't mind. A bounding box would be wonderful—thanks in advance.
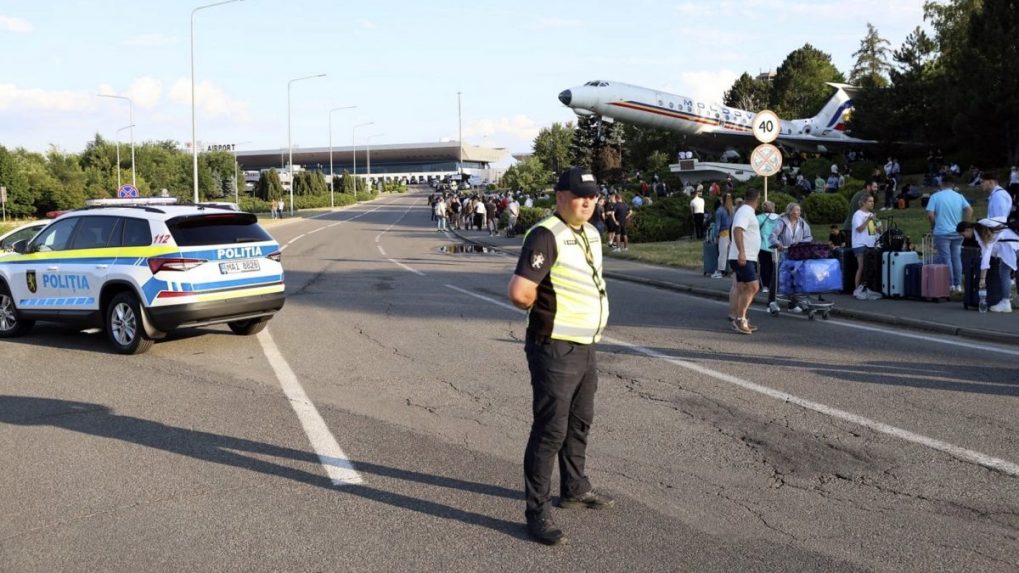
[106,292,154,354]
[0,282,34,337]
[228,317,269,336]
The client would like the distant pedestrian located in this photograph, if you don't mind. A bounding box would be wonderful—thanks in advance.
[612,193,631,251]
[756,200,780,294]
[690,190,706,239]
[984,173,1013,222]
[926,174,973,292]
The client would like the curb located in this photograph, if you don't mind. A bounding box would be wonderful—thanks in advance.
[452,231,1019,347]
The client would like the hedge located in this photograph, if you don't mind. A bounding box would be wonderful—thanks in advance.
[802,192,848,225]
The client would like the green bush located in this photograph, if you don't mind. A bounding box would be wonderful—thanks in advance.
[802,193,848,225]
[799,157,832,179]
[850,160,879,181]
[239,196,272,214]
[765,191,797,215]
[838,177,866,204]
[517,207,550,233]
[628,196,690,242]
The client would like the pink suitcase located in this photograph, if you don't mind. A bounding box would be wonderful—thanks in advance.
[921,234,951,301]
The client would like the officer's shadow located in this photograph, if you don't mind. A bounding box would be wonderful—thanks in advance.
[0,395,528,541]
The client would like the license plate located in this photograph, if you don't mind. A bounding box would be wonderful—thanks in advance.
[219,260,260,274]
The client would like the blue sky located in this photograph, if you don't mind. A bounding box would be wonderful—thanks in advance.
[0,0,925,157]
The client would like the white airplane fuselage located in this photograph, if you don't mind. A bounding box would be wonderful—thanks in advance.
[559,80,861,150]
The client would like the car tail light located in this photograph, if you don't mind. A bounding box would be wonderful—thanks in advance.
[266,250,282,263]
[147,257,207,273]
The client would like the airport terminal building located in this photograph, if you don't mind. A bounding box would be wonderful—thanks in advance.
[235,141,509,186]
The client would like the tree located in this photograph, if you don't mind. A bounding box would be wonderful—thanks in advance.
[723,72,771,111]
[501,156,552,194]
[948,0,1019,165]
[769,44,846,118]
[254,169,284,202]
[849,23,892,88]
[532,122,573,176]
[0,145,33,217]
[570,115,596,168]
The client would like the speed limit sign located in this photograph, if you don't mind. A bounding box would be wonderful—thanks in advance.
[752,110,781,144]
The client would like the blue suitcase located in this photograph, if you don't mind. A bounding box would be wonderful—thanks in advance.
[703,240,719,275]
[903,262,923,299]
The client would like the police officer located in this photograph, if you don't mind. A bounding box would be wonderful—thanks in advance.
[507,166,613,545]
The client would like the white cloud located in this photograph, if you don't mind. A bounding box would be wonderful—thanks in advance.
[121,33,177,47]
[168,78,250,122]
[0,15,32,33]
[671,70,740,105]
[463,115,541,143]
[124,77,163,109]
[0,83,94,112]
[359,19,377,29]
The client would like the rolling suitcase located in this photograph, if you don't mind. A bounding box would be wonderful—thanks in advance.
[903,262,923,299]
[882,250,921,298]
[920,234,951,301]
[833,246,857,293]
[703,240,719,275]
[862,247,883,293]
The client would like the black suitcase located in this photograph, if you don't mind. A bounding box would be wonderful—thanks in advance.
[962,247,1003,308]
[904,262,923,299]
[833,246,857,293]
[862,247,883,293]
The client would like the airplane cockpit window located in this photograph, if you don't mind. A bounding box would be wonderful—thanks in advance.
[584,81,610,87]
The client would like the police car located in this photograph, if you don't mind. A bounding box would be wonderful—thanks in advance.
[0,198,285,354]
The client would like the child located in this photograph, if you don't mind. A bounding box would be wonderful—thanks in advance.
[829,225,846,248]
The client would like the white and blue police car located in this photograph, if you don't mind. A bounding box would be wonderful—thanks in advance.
[0,198,285,354]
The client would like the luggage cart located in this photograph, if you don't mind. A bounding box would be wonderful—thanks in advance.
[767,250,835,320]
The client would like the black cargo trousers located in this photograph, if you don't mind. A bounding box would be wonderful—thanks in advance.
[523,332,598,520]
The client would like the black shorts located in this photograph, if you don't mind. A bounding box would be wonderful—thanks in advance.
[616,224,628,238]
[729,259,759,283]
[606,220,618,233]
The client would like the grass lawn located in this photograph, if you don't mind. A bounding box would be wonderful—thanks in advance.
[611,185,990,270]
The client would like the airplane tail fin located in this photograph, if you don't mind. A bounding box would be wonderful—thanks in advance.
[811,83,857,133]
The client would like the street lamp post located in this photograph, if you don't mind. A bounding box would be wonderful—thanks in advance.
[366,133,384,193]
[191,0,244,204]
[457,91,463,182]
[115,124,135,190]
[329,105,357,208]
[98,94,136,187]
[351,121,374,201]
[232,140,252,205]
[288,73,327,215]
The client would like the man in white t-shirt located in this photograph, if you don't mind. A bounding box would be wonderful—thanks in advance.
[690,190,706,239]
[727,188,762,334]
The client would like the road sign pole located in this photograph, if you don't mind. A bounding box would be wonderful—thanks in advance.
[764,176,768,204]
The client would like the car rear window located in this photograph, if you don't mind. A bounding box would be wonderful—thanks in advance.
[166,213,273,247]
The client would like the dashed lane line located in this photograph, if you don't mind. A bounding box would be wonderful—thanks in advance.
[443,283,1019,478]
[257,329,363,486]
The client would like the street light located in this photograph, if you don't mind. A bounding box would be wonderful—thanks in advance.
[232,141,252,205]
[288,73,327,215]
[351,121,374,201]
[191,0,244,204]
[98,94,135,187]
[329,105,357,208]
[457,91,463,182]
[365,133,384,192]
[114,124,136,190]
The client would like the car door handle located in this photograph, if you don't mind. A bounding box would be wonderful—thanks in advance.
[47,266,59,271]
[96,264,108,270]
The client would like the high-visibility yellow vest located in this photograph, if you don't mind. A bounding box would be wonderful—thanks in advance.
[527,215,609,344]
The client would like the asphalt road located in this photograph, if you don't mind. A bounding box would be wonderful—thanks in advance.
[2,190,1017,572]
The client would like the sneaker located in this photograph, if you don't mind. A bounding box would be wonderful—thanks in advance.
[743,320,759,332]
[710,271,724,279]
[731,318,753,334]
[526,515,567,545]
[559,490,616,510]
[853,284,865,297]
[865,288,883,300]
[789,305,803,313]
[989,300,1013,313]
[762,287,770,293]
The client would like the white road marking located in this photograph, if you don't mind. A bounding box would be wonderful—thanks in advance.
[377,245,387,256]
[388,259,424,276]
[374,200,416,243]
[257,329,363,486]
[447,284,1019,478]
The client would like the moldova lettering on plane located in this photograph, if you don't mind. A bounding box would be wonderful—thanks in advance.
[42,273,91,292]
[217,246,263,260]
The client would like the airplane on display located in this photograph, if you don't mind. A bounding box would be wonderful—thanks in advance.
[558,80,875,155]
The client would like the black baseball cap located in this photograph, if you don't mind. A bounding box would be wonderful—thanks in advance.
[554,167,600,197]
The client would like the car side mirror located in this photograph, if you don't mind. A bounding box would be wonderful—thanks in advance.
[12,240,27,254]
